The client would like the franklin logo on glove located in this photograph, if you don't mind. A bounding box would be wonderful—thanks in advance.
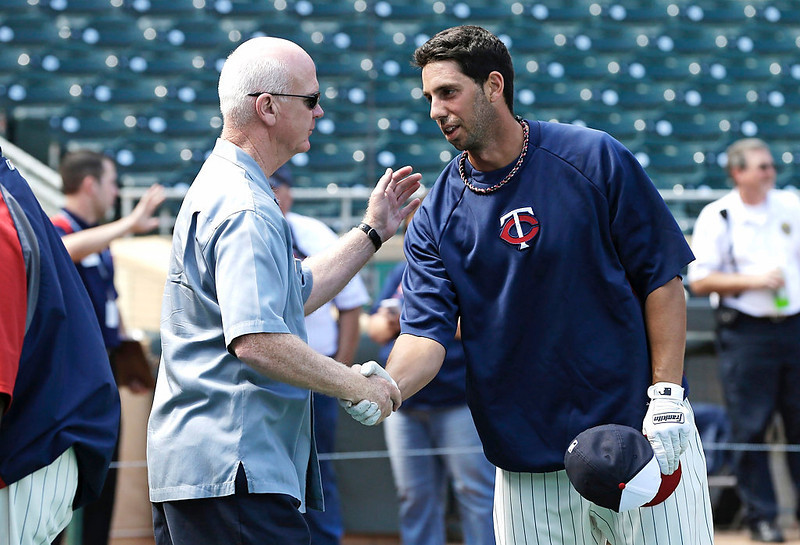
[652,413,685,424]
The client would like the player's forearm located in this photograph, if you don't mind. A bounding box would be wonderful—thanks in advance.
[644,276,686,385]
[386,334,446,401]
[303,228,375,314]
[334,307,362,365]
[60,217,134,262]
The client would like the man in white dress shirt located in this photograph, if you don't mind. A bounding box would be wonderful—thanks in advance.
[689,138,800,543]
[271,166,370,545]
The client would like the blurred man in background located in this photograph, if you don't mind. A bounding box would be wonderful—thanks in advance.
[51,149,163,545]
[689,138,800,543]
[271,165,371,545]
[367,258,495,545]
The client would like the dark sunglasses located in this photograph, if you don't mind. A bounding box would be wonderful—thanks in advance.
[247,91,321,110]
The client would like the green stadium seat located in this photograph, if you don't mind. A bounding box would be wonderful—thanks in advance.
[45,0,120,15]
[0,45,36,76]
[161,20,238,52]
[0,14,62,46]
[70,15,147,48]
[51,107,133,143]
[38,44,118,76]
[3,74,80,106]
[124,0,203,17]
[0,0,37,13]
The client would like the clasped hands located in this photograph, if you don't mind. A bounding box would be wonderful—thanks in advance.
[338,361,400,426]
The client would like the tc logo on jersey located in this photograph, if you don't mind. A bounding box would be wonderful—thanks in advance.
[499,207,540,250]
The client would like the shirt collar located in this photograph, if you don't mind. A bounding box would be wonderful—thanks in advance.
[726,189,770,226]
[211,138,274,196]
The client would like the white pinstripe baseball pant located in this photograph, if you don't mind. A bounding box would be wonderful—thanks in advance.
[0,447,78,545]
[494,400,714,544]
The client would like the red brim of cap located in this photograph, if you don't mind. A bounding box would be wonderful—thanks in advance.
[642,462,682,507]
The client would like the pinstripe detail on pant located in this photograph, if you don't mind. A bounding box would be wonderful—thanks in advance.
[493,401,714,545]
[1,447,78,545]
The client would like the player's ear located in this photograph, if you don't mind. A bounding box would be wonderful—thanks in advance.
[484,71,504,104]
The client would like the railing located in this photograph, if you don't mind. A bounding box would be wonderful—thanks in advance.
[0,135,64,216]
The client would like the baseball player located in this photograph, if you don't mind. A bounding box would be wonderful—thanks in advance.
[0,151,120,545]
[368,26,714,544]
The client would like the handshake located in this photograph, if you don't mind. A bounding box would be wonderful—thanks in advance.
[339,361,400,426]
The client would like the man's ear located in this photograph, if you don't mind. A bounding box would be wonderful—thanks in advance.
[80,175,98,194]
[254,94,279,127]
[484,71,505,104]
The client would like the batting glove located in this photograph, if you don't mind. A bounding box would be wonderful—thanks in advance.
[358,360,398,389]
[338,361,397,426]
[642,382,690,475]
[340,399,381,426]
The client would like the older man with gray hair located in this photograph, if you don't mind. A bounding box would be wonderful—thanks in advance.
[147,37,420,545]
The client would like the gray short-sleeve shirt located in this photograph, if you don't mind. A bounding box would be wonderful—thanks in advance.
[147,139,321,510]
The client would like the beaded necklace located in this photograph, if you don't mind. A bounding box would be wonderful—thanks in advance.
[458,118,529,195]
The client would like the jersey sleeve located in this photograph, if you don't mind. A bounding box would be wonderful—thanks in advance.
[602,135,695,300]
[0,193,26,410]
[401,205,459,347]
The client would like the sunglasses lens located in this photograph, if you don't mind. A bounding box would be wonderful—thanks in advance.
[305,93,320,109]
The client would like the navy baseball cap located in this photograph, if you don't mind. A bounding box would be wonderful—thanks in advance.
[268,164,293,188]
[564,424,682,512]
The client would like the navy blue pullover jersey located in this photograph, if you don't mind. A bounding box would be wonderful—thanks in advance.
[402,121,693,472]
[0,154,119,507]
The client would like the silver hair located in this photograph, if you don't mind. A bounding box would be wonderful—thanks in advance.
[218,37,292,128]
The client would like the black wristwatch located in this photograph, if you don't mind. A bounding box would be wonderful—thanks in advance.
[357,222,382,251]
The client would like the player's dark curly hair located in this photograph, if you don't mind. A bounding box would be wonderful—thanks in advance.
[413,25,515,114]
